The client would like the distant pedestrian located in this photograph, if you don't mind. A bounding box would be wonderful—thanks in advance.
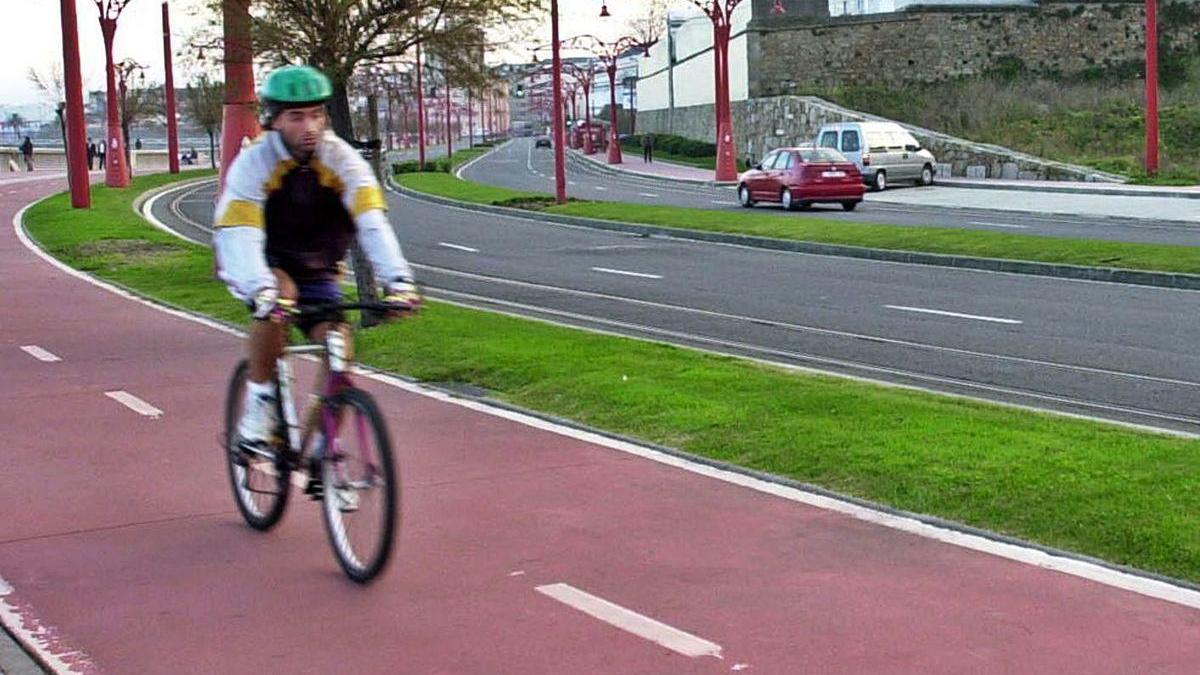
[134,137,143,150]
[641,133,654,163]
[86,137,96,170]
[98,139,107,169]
[19,136,34,171]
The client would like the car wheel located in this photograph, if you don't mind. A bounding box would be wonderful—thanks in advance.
[842,201,859,212]
[738,185,755,208]
[872,171,887,192]
[920,165,934,186]
[781,188,796,211]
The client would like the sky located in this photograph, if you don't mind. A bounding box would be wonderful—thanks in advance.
[1,0,677,121]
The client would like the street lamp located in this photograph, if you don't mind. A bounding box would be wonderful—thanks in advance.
[94,0,133,187]
[115,58,147,170]
[562,34,651,165]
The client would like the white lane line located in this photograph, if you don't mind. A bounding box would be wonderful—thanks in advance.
[886,305,1023,325]
[969,221,1030,230]
[438,242,480,253]
[639,192,660,198]
[591,266,663,280]
[536,583,722,659]
[712,200,736,205]
[594,185,608,191]
[20,345,61,362]
[104,390,164,418]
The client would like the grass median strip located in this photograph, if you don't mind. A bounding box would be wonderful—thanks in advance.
[24,172,1200,583]
[398,171,1200,276]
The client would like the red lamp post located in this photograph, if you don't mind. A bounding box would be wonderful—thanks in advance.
[687,0,745,181]
[415,41,427,170]
[564,62,597,155]
[563,35,651,165]
[1146,0,1159,176]
[60,0,91,207]
[94,0,132,188]
[219,0,258,190]
[161,1,179,174]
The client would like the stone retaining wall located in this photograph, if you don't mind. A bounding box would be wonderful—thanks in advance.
[640,96,1125,182]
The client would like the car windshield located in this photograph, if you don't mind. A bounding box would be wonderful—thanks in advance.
[798,148,848,163]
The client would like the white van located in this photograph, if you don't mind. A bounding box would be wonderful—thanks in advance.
[815,122,937,191]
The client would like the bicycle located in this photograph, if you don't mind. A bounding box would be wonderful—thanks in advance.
[223,301,402,583]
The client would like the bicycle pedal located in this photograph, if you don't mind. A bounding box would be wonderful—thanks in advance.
[304,477,324,500]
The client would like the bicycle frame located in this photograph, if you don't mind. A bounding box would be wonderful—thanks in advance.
[276,329,375,473]
[279,331,350,456]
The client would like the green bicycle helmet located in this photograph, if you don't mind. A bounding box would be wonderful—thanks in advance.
[260,65,333,119]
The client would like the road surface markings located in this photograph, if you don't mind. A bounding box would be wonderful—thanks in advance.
[885,305,1023,325]
[712,200,736,205]
[104,390,164,418]
[536,583,722,659]
[594,185,608,191]
[591,266,662,280]
[20,345,60,362]
[438,242,479,253]
[969,221,1029,229]
[639,192,660,198]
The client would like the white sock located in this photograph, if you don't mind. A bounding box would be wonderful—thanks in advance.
[247,379,275,400]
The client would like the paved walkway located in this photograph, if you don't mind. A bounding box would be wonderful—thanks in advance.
[573,148,717,183]
[3,176,1200,672]
[573,147,1200,223]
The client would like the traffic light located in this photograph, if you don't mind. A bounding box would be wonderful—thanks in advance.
[515,83,525,98]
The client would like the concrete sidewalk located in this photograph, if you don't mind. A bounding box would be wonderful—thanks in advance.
[572,148,718,183]
[573,147,1200,223]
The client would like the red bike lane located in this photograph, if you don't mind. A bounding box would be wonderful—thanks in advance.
[2,178,1200,674]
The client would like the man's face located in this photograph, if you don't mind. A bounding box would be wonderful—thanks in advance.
[272,104,326,156]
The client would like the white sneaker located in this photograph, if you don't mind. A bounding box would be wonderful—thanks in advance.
[237,390,279,447]
[334,484,360,513]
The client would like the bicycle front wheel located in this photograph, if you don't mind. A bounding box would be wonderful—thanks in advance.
[224,360,291,530]
[320,388,398,583]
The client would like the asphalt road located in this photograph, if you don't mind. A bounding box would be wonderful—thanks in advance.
[156,174,1200,435]
[462,138,1200,247]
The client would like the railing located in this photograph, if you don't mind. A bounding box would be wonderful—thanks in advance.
[0,147,215,173]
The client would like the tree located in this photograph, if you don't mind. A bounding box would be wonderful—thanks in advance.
[626,0,669,47]
[27,65,68,141]
[184,74,224,168]
[8,114,25,142]
[117,66,164,166]
[214,0,540,140]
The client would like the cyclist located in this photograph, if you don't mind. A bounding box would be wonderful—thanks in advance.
[212,64,421,454]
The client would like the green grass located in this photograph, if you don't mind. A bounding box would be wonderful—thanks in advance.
[398,172,1200,275]
[24,171,1200,583]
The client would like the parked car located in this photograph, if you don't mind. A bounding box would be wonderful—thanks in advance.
[737,146,864,211]
[815,122,936,191]
[534,135,552,149]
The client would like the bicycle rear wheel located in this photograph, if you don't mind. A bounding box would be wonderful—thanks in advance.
[319,388,397,583]
[224,360,291,530]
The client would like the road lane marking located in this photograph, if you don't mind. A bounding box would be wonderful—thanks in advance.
[104,390,164,418]
[438,242,479,253]
[712,200,736,205]
[885,305,1022,325]
[594,186,608,191]
[536,583,722,659]
[591,266,662,279]
[20,345,60,362]
[639,192,660,198]
[969,221,1030,229]
[417,265,1196,389]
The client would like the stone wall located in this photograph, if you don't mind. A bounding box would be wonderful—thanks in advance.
[639,96,1125,182]
[746,1,1200,95]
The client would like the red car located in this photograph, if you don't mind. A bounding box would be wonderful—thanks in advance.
[737,146,865,212]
